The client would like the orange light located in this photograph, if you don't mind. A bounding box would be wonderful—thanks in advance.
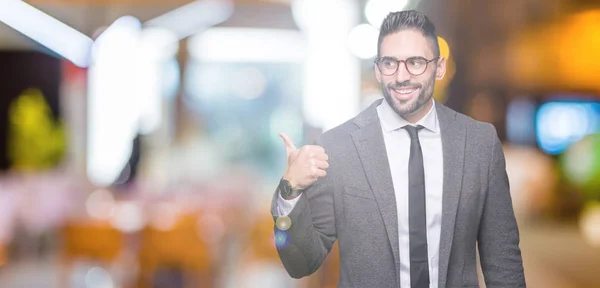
[506,10,600,93]
[555,10,600,90]
[434,36,455,104]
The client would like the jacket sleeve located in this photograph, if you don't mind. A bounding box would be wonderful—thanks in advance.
[270,137,337,279]
[478,124,526,287]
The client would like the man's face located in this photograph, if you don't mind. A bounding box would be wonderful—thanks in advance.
[375,29,446,118]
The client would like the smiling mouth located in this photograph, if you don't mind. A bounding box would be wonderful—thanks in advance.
[393,87,419,94]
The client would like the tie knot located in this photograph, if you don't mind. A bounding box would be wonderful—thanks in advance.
[404,125,424,139]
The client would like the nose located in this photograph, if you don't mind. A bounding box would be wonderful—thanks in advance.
[395,62,411,83]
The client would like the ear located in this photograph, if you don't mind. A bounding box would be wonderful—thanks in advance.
[435,56,447,80]
[374,60,382,83]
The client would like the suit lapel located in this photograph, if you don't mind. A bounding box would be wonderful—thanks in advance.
[351,99,401,284]
[436,103,466,288]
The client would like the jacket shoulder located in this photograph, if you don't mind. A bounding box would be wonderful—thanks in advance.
[451,108,498,138]
[316,117,360,148]
[448,109,499,155]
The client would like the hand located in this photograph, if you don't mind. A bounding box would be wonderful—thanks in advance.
[279,132,329,190]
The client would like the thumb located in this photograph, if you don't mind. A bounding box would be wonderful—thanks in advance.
[278,132,297,156]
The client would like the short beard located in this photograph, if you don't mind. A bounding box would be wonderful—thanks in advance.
[382,73,435,117]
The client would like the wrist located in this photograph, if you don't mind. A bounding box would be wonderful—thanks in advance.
[279,177,303,200]
[282,174,299,190]
[281,192,302,201]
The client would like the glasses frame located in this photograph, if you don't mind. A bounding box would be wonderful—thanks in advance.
[374,56,440,76]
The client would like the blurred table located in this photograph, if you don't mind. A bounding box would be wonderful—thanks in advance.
[517,220,600,288]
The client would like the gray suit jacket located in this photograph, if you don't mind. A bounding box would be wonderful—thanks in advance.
[271,99,525,287]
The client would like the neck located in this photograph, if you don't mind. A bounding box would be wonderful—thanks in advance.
[402,98,433,124]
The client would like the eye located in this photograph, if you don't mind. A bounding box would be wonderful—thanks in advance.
[407,57,426,68]
[381,58,397,68]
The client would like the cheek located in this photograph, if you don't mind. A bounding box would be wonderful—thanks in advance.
[411,75,427,86]
[380,76,394,87]
[418,72,436,86]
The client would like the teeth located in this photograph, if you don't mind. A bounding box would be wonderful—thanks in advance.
[394,88,417,94]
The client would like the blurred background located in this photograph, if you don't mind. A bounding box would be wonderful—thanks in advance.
[0,0,599,287]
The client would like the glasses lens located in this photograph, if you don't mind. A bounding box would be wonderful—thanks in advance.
[377,58,398,75]
[406,57,428,75]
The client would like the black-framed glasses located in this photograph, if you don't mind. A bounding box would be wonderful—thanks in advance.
[375,56,439,76]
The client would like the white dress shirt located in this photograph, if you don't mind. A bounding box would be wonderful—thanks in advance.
[277,99,444,288]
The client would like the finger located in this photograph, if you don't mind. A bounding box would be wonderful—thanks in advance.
[314,160,329,170]
[278,132,297,156]
[314,152,329,161]
[314,168,327,178]
[308,145,325,154]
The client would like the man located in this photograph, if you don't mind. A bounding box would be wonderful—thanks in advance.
[271,10,526,288]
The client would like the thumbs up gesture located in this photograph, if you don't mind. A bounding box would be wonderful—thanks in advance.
[279,132,329,190]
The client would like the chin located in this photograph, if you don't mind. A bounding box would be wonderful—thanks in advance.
[393,101,420,116]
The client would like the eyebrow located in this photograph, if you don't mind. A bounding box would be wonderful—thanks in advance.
[380,55,426,60]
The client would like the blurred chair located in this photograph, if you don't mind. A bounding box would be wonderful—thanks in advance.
[247,213,279,262]
[59,220,124,287]
[232,212,317,288]
[136,213,214,288]
[0,243,7,268]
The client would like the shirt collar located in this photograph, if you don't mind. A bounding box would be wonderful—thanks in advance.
[377,98,439,133]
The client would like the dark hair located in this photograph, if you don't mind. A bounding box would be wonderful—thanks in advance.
[377,10,440,58]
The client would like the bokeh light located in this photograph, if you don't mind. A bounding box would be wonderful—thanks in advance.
[561,133,600,198]
[275,216,291,231]
[273,229,290,250]
[364,0,410,29]
[85,189,116,220]
[536,102,600,155]
[579,202,600,248]
[347,24,379,59]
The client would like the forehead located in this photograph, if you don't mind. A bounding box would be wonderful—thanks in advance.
[380,29,434,59]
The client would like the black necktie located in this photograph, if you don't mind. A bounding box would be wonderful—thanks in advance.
[404,125,429,288]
